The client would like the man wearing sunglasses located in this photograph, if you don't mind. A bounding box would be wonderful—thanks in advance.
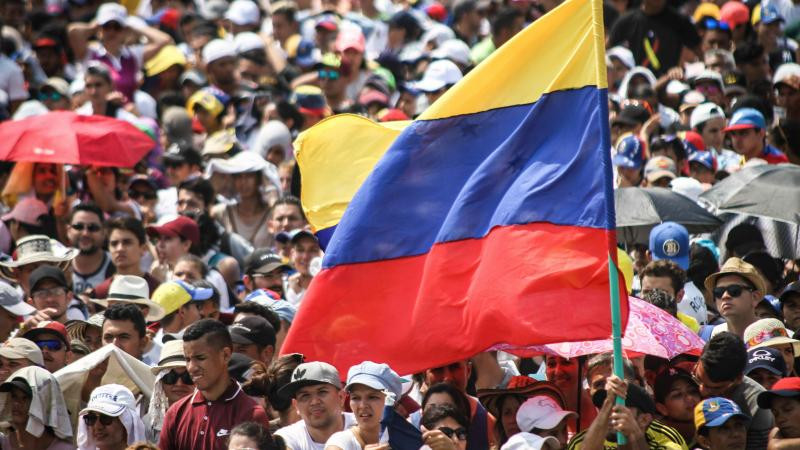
[21,320,71,374]
[68,203,114,297]
[694,332,773,450]
[704,257,766,339]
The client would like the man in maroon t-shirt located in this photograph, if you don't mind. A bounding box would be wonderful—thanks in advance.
[159,319,270,450]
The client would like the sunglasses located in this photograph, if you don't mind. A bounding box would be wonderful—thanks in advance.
[318,69,340,81]
[128,189,156,200]
[162,369,193,385]
[438,426,468,441]
[713,284,754,299]
[38,91,63,101]
[703,18,731,31]
[83,413,115,426]
[70,222,102,232]
[34,339,64,351]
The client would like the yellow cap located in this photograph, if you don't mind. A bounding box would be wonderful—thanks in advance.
[693,2,720,22]
[144,45,187,77]
[186,90,225,118]
[152,281,192,316]
[617,247,634,294]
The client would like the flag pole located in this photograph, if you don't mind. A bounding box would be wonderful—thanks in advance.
[608,254,626,445]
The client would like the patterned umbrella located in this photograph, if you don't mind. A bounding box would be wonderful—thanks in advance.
[492,297,705,359]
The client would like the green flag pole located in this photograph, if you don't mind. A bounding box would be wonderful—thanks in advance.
[608,253,626,445]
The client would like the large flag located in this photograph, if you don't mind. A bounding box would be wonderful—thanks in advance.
[283,0,627,375]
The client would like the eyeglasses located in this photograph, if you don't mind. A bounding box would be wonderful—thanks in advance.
[162,369,194,385]
[70,222,102,232]
[713,284,754,299]
[691,363,736,395]
[83,413,115,426]
[128,189,156,201]
[318,69,341,81]
[34,339,64,352]
[438,426,468,441]
[31,286,67,301]
[38,91,63,101]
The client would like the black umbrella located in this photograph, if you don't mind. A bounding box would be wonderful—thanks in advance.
[615,187,723,246]
[699,164,800,224]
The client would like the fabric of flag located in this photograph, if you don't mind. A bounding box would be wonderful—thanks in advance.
[284,0,627,375]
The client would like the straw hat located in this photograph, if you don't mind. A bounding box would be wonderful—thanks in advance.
[150,339,186,374]
[0,235,78,281]
[744,318,800,356]
[91,275,165,322]
[704,257,767,296]
[477,376,566,419]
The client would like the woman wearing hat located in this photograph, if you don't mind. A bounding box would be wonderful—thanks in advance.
[0,366,74,450]
[145,339,193,441]
[325,361,404,450]
[744,318,800,376]
[77,384,146,450]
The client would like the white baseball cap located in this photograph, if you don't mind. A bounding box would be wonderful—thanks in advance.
[235,32,265,53]
[516,395,577,432]
[690,102,726,129]
[500,432,560,450]
[415,59,463,93]
[202,39,237,65]
[606,46,635,70]
[431,39,472,67]
[0,338,44,366]
[225,0,261,26]
[80,384,137,417]
[773,62,800,87]
[95,3,128,26]
[692,69,724,90]
[0,282,35,317]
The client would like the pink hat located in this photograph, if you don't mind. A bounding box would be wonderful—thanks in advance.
[720,1,749,28]
[335,27,365,53]
[1,198,49,226]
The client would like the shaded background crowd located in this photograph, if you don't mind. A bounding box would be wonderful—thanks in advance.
[0,0,798,448]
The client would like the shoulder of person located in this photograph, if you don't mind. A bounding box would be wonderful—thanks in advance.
[647,419,687,447]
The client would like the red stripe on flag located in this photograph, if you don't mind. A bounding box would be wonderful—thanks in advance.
[282,222,626,375]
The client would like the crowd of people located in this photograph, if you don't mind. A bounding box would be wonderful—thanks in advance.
[0,0,798,448]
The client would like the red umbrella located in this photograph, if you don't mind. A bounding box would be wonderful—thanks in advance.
[0,111,154,167]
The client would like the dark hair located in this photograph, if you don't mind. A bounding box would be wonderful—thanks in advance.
[491,8,521,36]
[725,223,765,257]
[452,0,477,23]
[183,318,233,349]
[178,177,215,209]
[68,202,105,225]
[230,422,280,450]
[271,195,306,222]
[700,332,747,382]
[265,353,305,411]
[422,382,471,418]
[272,3,297,22]
[104,303,146,338]
[641,260,686,295]
[688,244,719,294]
[234,302,281,333]
[421,403,469,432]
[107,217,146,245]
[733,42,764,66]
[650,135,687,161]
[176,254,209,278]
[85,61,112,84]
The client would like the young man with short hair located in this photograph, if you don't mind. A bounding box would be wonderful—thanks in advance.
[21,320,71,373]
[102,303,149,361]
[275,361,356,449]
[694,332,774,450]
[229,315,275,366]
[653,368,701,444]
[159,319,269,450]
[242,249,290,297]
[93,217,160,298]
[694,397,750,450]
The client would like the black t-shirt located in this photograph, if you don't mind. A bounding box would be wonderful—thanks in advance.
[608,7,700,76]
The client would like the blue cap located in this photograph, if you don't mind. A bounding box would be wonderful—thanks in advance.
[694,397,750,430]
[267,299,297,323]
[649,222,690,270]
[688,150,717,171]
[745,346,787,376]
[760,4,784,25]
[759,295,783,317]
[725,107,766,131]
[294,39,317,68]
[345,361,404,400]
[612,135,645,169]
[174,279,214,301]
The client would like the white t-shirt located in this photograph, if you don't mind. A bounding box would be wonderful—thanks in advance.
[0,55,28,101]
[325,428,362,450]
[276,413,356,450]
[680,281,708,326]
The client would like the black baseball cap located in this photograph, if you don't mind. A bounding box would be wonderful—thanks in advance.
[745,347,787,376]
[780,281,800,304]
[29,265,68,292]
[229,316,276,347]
[592,383,656,414]
[612,104,651,127]
[244,249,290,275]
[162,143,202,166]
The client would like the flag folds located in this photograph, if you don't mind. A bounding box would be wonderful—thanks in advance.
[285,0,626,375]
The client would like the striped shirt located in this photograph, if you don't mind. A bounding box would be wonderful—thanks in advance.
[567,419,687,450]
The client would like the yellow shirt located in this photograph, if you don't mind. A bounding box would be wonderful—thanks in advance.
[567,420,688,450]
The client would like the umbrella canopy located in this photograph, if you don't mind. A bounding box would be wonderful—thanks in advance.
[615,187,723,246]
[699,164,800,224]
[491,297,705,360]
[0,111,154,167]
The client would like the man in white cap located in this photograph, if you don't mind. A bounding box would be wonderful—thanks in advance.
[513,395,577,449]
[78,384,147,450]
[0,337,44,383]
[202,39,239,96]
[416,59,463,105]
[0,282,36,341]
[225,0,262,34]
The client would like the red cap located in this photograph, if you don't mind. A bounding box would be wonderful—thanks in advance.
[22,321,71,350]
[720,1,749,28]
[378,108,410,122]
[426,2,447,22]
[33,38,59,48]
[683,130,706,151]
[770,377,800,393]
[146,216,200,247]
[160,8,181,30]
